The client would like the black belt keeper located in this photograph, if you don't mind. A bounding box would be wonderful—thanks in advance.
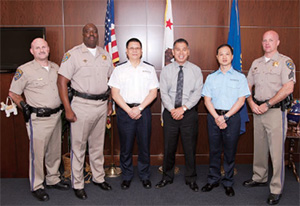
[31,105,62,117]
[73,88,110,101]
[127,103,140,108]
[215,109,229,115]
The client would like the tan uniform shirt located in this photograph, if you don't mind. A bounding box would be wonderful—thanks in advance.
[58,43,114,94]
[9,60,61,108]
[247,52,296,101]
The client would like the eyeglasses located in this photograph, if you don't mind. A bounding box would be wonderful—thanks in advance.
[128,47,141,51]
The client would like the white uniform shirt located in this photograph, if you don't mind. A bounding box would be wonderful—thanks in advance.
[108,61,159,104]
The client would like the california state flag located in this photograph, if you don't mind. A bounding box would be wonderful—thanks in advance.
[162,0,174,68]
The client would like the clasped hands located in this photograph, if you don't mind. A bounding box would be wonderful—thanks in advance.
[128,106,142,120]
[171,107,184,120]
[215,115,227,130]
[250,102,268,115]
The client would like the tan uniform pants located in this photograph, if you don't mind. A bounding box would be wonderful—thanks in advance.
[252,108,287,194]
[26,111,62,191]
[70,96,107,189]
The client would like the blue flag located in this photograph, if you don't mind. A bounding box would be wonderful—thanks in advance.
[227,0,249,134]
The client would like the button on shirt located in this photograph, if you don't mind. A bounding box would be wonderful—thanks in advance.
[9,60,61,108]
[160,61,203,111]
[108,61,159,104]
[202,67,250,110]
[58,43,114,95]
[247,52,296,101]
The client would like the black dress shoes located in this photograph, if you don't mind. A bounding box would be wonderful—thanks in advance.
[32,188,49,201]
[186,181,199,192]
[267,193,281,205]
[243,179,267,187]
[155,179,173,188]
[46,180,70,190]
[201,183,219,192]
[142,180,152,189]
[224,187,235,197]
[93,181,112,190]
[74,189,87,200]
[121,180,131,190]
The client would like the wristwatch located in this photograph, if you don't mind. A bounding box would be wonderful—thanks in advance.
[223,115,229,121]
[138,106,143,111]
[265,100,272,108]
[182,105,187,112]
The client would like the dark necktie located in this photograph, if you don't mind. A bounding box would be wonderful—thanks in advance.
[175,65,183,108]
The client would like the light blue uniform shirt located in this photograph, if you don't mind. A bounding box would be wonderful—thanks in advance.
[201,67,250,110]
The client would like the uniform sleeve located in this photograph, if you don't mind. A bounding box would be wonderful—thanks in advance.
[149,67,159,89]
[239,75,251,98]
[201,75,212,97]
[9,68,26,95]
[58,52,74,80]
[281,58,296,84]
[107,68,120,89]
[247,62,255,87]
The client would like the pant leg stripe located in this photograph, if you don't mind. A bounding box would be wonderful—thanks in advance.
[280,111,286,193]
[29,118,35,191]
[70,123,74,188]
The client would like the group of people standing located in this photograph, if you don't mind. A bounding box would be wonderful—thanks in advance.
[8,22,295,206]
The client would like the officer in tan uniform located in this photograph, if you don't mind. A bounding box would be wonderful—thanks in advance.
[9,38,69,202]
[244,30,296,205]
[57,23,114,200]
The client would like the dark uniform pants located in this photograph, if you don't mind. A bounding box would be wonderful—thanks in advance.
[207,112,240,187]
[117,106,152,181]
[162,108,198,183]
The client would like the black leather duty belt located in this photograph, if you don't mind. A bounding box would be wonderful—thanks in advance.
[215,109,229,115]
[127,103,140,108]
[254,99,281,108]
[31,105,63,117]
[73,89,109,101]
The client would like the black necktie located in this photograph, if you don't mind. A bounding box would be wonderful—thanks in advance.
[175,65,183,108]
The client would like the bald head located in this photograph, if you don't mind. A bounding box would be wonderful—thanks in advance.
[262,30,280,57]
[30,38,50,62]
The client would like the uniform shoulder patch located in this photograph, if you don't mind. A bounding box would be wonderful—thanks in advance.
[116,61,127,67]
[14,68,23,81]
[143,61,154,66]
[286,60,295,70]
[62,53,71,63]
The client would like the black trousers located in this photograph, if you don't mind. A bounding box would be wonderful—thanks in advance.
[162,108,198,182]
[117,106,152,181]
[207,112,240,187]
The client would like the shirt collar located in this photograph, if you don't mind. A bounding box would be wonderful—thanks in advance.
[174,61,188,69]
[216,66,234,74]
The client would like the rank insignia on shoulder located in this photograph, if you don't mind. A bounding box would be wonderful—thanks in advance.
[62,53,71,63]
[102,55,107,60]
[273,61,279,67]
[14,68,23,81]
[286,60,295,70]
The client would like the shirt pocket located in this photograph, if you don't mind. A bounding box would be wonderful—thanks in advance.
[266,68,281,83]
[32,80,47,88]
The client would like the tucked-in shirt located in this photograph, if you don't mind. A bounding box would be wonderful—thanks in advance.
[247,52,296,101]
[9,60,61,108]
[202,67,250,110]
[160,61,203,111]
[58,43,114,95]
[108,61,159,104]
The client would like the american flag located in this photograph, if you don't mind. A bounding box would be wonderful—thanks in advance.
[104,0,119,65]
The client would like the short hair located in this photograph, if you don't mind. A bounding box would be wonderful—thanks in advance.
[173,38,189,47]
[126,38,142,48]
[216,44,233,55]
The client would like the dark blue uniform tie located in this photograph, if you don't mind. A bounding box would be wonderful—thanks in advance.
[175,65,183,108]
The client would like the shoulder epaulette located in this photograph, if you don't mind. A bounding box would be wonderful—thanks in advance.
[143,61,154,66]
[116,61,127,67]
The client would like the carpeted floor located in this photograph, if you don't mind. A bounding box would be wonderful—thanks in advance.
[1,164,299,206]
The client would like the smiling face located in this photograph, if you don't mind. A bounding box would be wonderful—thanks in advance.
[216,45,233,67]
[82,23,99,48]
[30,38,50,61]
[126,41,142,61]
[172,42,190,65]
